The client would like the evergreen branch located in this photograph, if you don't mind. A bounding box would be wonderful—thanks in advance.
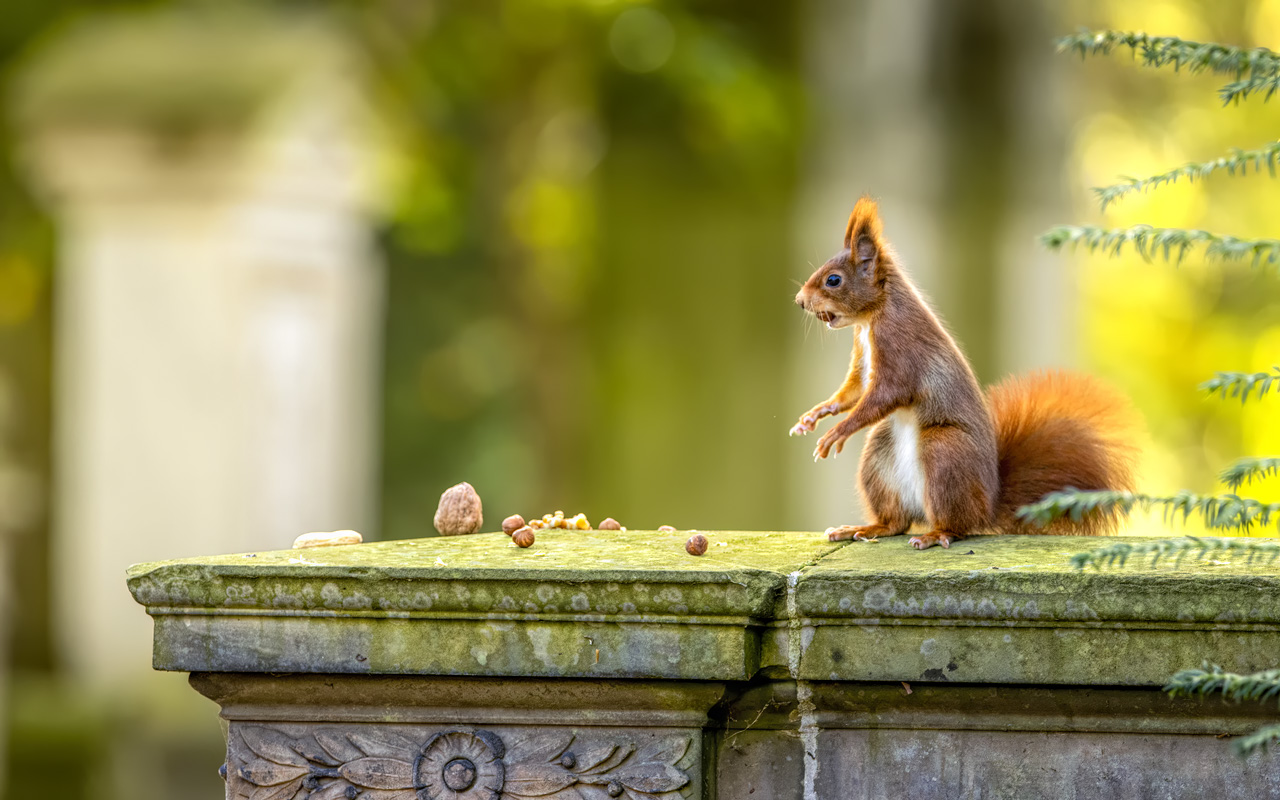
[1222,73,1280,105]
[1221,457,1280,490]
[1230,723,1280,756]
[1093,141,1280,210]
[1057,30,1280,79]
[1065,535,1280,571]
[1202,367,1280,403]
[1018,489,1280,536]
[1041,225,1280,267]
[1168,666,1280,756]
[1167,665,1280,704]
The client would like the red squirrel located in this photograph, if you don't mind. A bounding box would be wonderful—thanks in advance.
[791,197,1140,550]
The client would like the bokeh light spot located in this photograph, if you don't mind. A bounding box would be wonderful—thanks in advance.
[609,7,675,74]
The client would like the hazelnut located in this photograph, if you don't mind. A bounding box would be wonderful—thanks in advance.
[512,527,536,548]
[502,515,526,535]
[598,518,622,531]
[685,534,708,556]
[434,482,483,535]
[658,525,677,533]
[293,530,363,549]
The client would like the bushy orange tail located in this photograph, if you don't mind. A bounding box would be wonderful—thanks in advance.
[988,370,1142,535]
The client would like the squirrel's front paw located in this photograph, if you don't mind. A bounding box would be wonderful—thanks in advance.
[789,403,839,437]
[814,421,853,460]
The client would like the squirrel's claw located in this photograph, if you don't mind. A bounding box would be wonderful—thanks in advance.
[910,531,955,550]
[792,403,842,438]
[815,423,852,460]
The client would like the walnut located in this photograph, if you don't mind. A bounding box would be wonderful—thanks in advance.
[501,515,526,535]
[512,527,536,548]
[433,482,483,536]
[292,530,363,548]
[685,534,708,556]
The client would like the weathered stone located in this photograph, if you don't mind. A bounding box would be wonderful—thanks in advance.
[127,530,843,679]
[784,534,1280,685]
[195,673,720,800]
[128,532,1280,798]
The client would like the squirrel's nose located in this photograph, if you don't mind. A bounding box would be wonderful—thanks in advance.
[795,292,805,308]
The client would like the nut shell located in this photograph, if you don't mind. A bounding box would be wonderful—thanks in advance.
[502,514,526,535]
[512,527,536,548]
[658,525,677,533]
[598,518,622,530]
[293,530,363,549]
[434,482,484,535]
[685,534,708,556]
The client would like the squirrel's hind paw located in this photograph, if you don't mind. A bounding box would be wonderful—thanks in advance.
[909,531,958,550]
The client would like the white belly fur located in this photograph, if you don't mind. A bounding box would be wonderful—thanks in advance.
[857,324,873,393]
[887,408,927,518]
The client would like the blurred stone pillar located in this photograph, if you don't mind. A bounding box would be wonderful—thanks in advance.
[790,0,945,530]
[13,11,384,686]
[789,0,1070,530]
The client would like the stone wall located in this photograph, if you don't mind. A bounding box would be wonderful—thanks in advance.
[128,531,1280,798]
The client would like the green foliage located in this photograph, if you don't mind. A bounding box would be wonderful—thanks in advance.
[1067,535,1280,571]
[1201,367,1280,402]
[1221,74,1280,105]
[1220,457,1280,490]
[1018,490,1280,534]
[1168,665,1280,704]
[1041,225,1280,267]
[1229,723,1280,756]
[1057,30,1280,82]
[1057,28,1280,108]
[1092,141,1280,210]
[1044,28,1280,756]
[1167,666,1280,755]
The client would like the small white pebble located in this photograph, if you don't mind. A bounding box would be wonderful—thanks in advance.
[293,530,363,549]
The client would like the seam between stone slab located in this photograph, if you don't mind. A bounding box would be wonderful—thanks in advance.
[778,547,849,800]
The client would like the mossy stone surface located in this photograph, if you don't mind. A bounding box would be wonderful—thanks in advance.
[798,534,1280,623]
[127,531,1280,683]
[129,530,839,680]
[128,530,841,618]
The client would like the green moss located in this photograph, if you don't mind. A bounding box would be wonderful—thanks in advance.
[128,532,1280,684]
[128,530,843,618]
[798,534,1280,623]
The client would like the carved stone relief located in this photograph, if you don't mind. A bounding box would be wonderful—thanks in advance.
[223,724,695,800]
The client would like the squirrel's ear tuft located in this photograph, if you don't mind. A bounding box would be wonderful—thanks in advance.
[843,195,885,251]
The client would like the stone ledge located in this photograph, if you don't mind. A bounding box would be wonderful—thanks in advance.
[127,531,1280,685]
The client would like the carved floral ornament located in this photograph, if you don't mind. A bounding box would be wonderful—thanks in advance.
[225,724,693,800]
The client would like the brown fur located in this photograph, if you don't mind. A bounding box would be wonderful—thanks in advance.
[795,197,1142,550]
[988,371,1140,534]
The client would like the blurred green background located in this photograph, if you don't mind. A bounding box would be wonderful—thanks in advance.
[0,0,1277,797]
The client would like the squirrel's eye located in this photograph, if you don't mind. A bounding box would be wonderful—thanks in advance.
[825,274,841,288]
